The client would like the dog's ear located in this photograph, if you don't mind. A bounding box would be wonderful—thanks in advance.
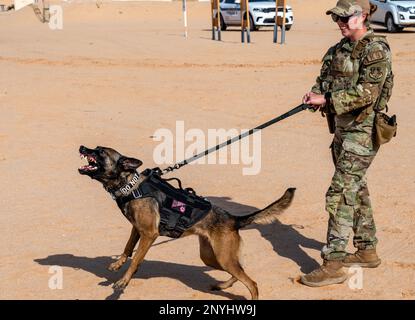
[118,157,143,171]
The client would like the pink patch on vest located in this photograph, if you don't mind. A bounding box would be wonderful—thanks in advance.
[172,200,186,213]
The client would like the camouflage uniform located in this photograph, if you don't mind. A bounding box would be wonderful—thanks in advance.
[311,29,394,261]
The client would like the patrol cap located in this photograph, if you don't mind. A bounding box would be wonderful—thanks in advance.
[326,0,376,17]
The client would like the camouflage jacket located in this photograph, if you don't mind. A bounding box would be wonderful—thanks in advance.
[311,30,394,118]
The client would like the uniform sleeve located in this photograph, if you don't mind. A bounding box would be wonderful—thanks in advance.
[311,46,336,95]
[331,42,392,115]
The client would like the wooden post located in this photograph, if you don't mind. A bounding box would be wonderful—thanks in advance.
[273,0,286,44]
[240,0,250,43]
[211,0,221,41]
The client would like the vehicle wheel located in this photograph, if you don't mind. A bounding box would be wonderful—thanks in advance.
[285,25,292,31]
[249,15,258,31]
[220,14,227,31]
[385,13,400,32]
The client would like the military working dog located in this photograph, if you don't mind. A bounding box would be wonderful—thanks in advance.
[78,145,295,299]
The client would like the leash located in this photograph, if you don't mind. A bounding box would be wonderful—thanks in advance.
[159,103,311,176]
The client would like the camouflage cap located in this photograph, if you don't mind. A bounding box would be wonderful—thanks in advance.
[326,0,371,17]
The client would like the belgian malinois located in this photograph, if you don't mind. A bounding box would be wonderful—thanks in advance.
[78,145,295,299]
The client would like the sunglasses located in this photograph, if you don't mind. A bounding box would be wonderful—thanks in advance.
[331,14,353,23]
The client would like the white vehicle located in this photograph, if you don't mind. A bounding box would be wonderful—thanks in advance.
[219,0,294,31]
[370,0,415,32]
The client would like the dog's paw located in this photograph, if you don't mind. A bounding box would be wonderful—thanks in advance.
[209,277,237,291]
[108,261,123,272]
[113,277,129,290]
[108,256,127,271]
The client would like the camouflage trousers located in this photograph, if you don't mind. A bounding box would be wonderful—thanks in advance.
[322,112,379,261]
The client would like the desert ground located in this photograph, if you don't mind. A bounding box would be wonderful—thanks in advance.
[0,0,414,300]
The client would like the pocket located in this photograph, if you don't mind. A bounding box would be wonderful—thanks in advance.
[342,122,378,157]
[342,138,375,157]
[334,151,372,206]
[375,112,397,145]
[338,150,373,177]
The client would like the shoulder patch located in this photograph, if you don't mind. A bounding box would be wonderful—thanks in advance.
[368,66,385,81]
[364,49,386,65]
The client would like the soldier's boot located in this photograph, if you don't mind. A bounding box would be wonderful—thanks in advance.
[342,249,381,268]
[300,260,347,287]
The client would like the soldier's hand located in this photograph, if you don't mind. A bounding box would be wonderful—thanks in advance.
[303,92,326,110]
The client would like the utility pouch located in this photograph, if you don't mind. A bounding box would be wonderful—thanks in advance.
[375,112,397,145]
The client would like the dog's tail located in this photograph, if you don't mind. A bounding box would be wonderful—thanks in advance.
[236,188,296,229]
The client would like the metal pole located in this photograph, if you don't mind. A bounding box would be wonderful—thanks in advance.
[273,0,278,43]
[246,0,250,43]
[241,14,245,43]
[217,0,221,41]
[281,25,286,44]
[183,0,188,39]
[273,24,277,43]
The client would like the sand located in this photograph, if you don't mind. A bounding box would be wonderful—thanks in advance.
[0,0,414,300]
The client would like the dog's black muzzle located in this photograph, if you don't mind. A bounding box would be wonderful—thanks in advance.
[78,145,100,176]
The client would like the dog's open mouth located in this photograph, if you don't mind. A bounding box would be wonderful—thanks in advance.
[79,153,99,173]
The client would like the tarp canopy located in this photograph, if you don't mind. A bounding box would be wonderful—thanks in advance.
[14,0,34,11]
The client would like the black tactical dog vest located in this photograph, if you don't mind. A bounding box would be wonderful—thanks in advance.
[112,169,212,238]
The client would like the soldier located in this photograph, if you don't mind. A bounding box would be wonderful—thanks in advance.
[300,0,394,287]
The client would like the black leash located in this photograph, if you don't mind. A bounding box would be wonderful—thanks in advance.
[160,103,311,175]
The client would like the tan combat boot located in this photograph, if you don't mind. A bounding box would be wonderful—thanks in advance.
[300,260,347,287]
[342,249,381,268]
